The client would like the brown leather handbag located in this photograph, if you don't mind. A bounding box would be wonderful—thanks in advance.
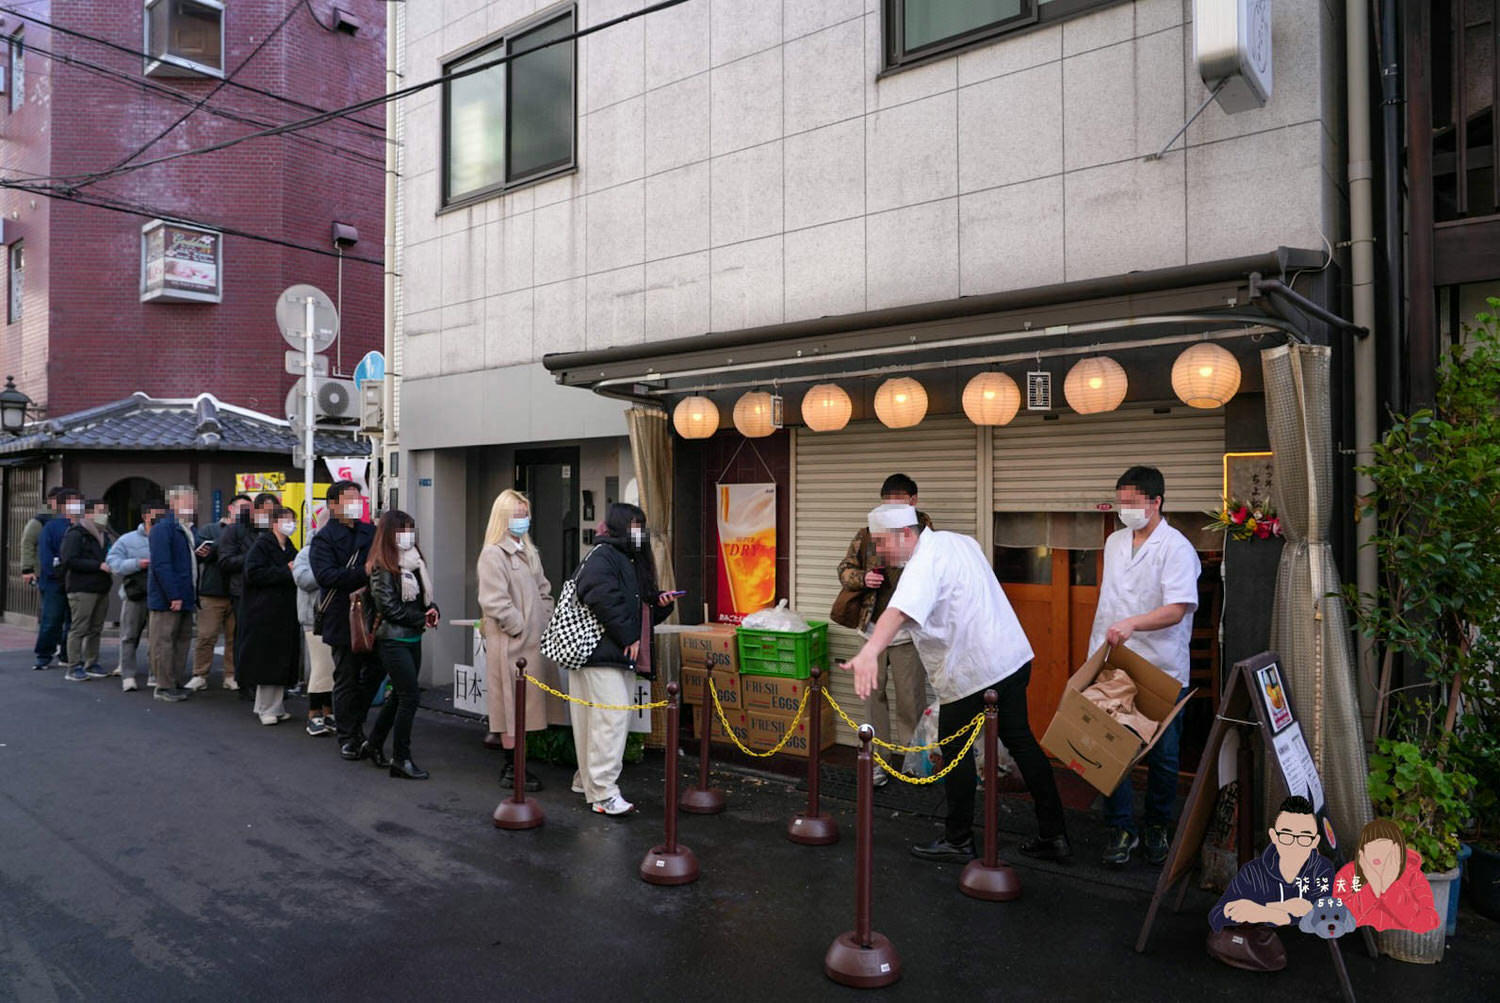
[829,585,865,630]
[348,586,379,654]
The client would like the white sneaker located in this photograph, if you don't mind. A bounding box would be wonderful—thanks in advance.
[259,714,279,725]
[222,678,239,691]
[184,676,208,691]
[570,772,585,795]
[122,677,138,692]
[108,666,123,677]
[591,795,635,817]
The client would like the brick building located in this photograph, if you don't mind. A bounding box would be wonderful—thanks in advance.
[0,0,386,417]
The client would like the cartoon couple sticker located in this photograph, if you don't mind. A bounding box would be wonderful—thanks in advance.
[1207,796,1440,971]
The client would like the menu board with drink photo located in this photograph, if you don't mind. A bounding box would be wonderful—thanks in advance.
[715,483,776,623]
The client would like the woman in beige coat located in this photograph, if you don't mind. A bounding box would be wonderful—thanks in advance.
[477,489,554,791]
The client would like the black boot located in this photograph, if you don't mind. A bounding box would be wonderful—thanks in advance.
[359,740,390,769]
[500,751,516,789]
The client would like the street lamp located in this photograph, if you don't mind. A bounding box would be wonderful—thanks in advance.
[0,375,32,433]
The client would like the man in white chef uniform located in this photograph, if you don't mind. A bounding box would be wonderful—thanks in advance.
[844,503,1071,864]
[1091,465,1201,869]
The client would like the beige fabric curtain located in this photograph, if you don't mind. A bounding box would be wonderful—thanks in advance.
[1261,344,1371,852]
[626,407,678,620]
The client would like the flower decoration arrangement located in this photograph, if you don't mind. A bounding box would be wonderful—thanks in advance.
[1205,472,1282,541]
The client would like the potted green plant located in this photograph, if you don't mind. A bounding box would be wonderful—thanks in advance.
[1345,306,1500,961]
[1366,728,1476,962]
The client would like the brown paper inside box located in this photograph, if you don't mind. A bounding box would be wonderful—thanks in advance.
[1040,644,1193,796]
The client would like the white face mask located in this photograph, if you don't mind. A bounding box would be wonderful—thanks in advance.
[278,520,298,536]
[92,512,110,527]
[176,507,194,520]
[1118,507,1150,531]
[342,500,363,520]
[629,527,645,549]
[254,512,271,528]
[396,531,416,551]
[66,502,84,516]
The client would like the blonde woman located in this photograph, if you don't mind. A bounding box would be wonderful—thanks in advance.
[477,489,554,791]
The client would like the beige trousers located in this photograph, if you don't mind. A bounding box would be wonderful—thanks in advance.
[568,666,631,804]
[193,595,236,679]
[864,641,928,748]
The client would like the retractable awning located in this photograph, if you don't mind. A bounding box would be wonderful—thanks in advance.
[543,249,1335,403]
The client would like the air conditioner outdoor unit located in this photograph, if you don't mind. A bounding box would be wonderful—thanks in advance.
[316,378,358,420]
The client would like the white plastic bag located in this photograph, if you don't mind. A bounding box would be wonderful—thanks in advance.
[903,701,942,776]
[740,598,811,632]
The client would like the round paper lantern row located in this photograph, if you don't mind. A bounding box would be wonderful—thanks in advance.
[961,371,1021,426]
[672,395,719,439]
[801,383,852,432]
[873,377,928,429]
[1063,355,1128,415]
[732,390,776,438]
[1171,343,1242,409]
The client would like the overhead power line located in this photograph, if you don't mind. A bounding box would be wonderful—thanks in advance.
[15,34,385,173]
[0,178,384,266]
[0,4,387,138]
[15,0,694,192]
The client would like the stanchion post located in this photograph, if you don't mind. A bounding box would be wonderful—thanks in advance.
[492,659,544,831]
[788,666,838,845]
[680,668,726,814]
[641,683,700,885]
[824,724,900,988]
[959,690,1021,901]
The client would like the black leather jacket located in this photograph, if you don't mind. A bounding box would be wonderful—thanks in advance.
[369,565,437,641]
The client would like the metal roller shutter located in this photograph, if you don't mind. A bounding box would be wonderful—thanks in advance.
[992,406,1226,513]
[792,418,980,746]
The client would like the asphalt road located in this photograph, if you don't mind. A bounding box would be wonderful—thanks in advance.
[2,646,1496,1002]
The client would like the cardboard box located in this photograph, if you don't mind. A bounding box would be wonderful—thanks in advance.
[679,626,739,671]
[739,674,806,714]
[1040,645,1194,796]
[692,703,749,747]
[680,665,742,710]
[743,703,837,759]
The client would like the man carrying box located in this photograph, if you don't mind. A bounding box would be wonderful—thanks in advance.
[843,504,1070,863]
[833,474,933,787]
[1090,466,1201,868]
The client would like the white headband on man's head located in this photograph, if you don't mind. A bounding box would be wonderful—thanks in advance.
[868,503,918,533]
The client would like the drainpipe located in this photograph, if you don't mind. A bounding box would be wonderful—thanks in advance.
[1347,0,1379,738]
[1378,0,1404,416]
[382,0,399,510]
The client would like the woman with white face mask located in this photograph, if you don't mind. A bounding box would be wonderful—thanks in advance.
[362,509,440,779]
[565,503,676,817]
[238,506,304,725]
[476,489,555,790]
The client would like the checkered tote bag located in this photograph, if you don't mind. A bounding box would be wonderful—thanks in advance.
[539,549,606,670]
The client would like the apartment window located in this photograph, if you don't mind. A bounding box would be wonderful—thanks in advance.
[145,0,225,78]
[443,6,576,205]
[884,0,1121,69]
[8,242,22,324]
[8,32,22,111]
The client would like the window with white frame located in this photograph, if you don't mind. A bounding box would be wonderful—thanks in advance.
[443,6,576,205]
[884,0,1123,69]
[9,242,23,324]
[145,0,225,78]
[8,32,23,112]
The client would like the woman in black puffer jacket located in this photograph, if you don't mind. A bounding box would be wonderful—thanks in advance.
[360,509,439,779]
[568,503,675,817]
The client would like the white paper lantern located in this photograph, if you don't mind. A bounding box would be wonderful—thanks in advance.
[1063,356,1128,414]
[1171,343,1242,409]
[873,377,928,429]
[732,391,776,438]
[672,396,719,439]
[961,372,1021,426]
[801,383,852,432]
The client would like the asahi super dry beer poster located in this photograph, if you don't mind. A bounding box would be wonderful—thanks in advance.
[715,483,776,623]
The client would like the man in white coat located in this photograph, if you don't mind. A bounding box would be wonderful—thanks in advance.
[1091,466,1201,868]
[844,503,1071,864]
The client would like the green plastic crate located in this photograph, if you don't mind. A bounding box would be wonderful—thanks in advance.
[737,620,829,680]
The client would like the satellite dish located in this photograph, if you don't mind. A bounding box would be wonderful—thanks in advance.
[276,284,339,352]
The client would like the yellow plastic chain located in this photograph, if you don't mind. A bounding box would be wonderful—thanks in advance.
[524,673,669,712]
[871,711,985,785]
[707,680,811,758]
[822,688,982,754]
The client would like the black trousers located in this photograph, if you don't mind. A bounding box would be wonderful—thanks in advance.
[939,662,1067,844]
[369,639,421,762]
[332,644,382,745]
